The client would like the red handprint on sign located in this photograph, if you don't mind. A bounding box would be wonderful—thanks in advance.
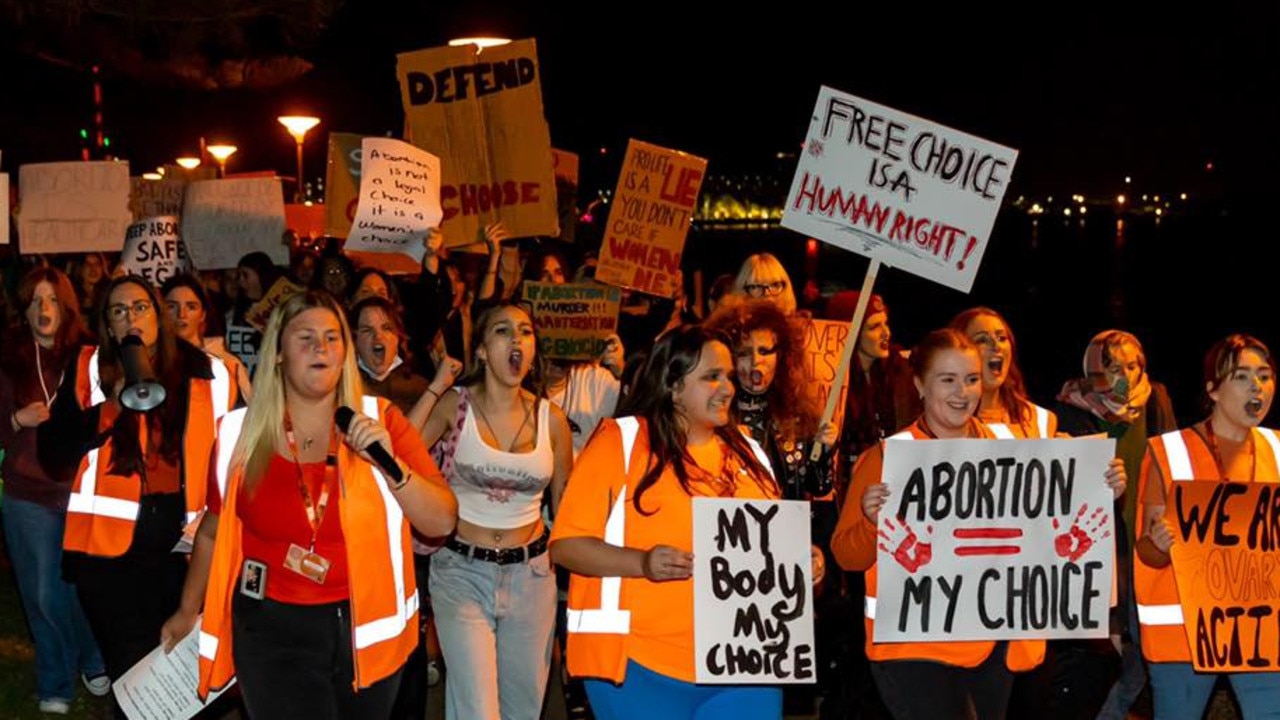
[1053,504,1110,561]
[879,517,933,573]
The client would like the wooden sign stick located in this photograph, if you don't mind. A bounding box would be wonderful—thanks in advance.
[809,258,881,462]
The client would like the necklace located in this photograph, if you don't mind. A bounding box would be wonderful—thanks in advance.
[33,339,61,406]
[472,389,534,453]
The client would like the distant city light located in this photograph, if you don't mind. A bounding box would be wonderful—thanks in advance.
[1180,193,1188,200]
[1124,176,1132,184]
[1063,208,1072,217]
[1117,194,1126,204]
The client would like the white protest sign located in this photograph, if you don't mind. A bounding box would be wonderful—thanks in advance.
[693,498,816,684]
[1,173,8,245]
[876,438,1115,642]
[17,161,132,254]
[345,138,442,274]
[181,178,287,269]
[121,216,193,285]
[113,618,233,720]
[782,87,1018,293]
[225,325,260,377]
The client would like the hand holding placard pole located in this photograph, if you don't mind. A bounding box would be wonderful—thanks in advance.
[809,259,881,462]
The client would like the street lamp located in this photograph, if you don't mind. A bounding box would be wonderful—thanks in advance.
[277,116,321,202]
[176,157,201,170]
[207,144,238,177]
[447,37,512,49]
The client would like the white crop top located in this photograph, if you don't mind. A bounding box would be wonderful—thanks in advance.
[445,388,555,528]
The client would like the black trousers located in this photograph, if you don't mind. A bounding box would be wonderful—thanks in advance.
[389,553,431,720]
[870,642,1015,720]
[232,592,403,720]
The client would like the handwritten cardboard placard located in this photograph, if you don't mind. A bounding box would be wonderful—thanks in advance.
[522,281,621,360]
[225,325,260,377]
[693,498,816,684]
[1168,481,1280,672]
[800,319,850,439]
[345,138,442,274]
[182,178,287,269]
[245,278,305,333]
[595,140,705,299]
[325,132,366,238]
[17,161,132,254]
[876,438,1115,641]
[120,216,192,284]
[129,176,187,221]
[396,39,559,248]
[782,87,1018,293]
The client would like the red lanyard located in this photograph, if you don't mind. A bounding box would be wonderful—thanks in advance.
[284,412,339,549]
[1203,421,1256,481]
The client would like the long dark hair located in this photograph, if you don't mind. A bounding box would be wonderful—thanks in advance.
[617,324,776,515]
[455,301,544,395]
[2,267,90,380]
[949,306,1031,426]
[96,275,194,476]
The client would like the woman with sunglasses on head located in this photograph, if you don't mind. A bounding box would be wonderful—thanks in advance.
[1,267,108,715]
[1135,334,1280,720]
[38,275,237,716]
[162,290,456,718]
[417,301,574,720]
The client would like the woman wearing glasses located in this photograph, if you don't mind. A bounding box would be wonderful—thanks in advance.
[730,253,799,315]
[39,275,237,714]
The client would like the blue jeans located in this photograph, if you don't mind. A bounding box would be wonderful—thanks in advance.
[1148,662,1280,720]
[429,544,557,720]
[585,660,782,720]
[1,497,105,701]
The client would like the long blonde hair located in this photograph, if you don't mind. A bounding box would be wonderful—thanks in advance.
[230,291,365,488]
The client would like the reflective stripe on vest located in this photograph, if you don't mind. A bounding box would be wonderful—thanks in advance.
[210,358,232,420]
[1257,428,1280,468]
[565,416,639,635]
[198,631,219,661]
[87,348,105,406]
[986,405,1050,439]
[866,432,916,613]
[1161,430,1194,480]
[1137,603,1184,625]
[352,395,418,650]
[66,446,140,521]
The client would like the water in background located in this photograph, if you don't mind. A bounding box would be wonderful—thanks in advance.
[684,202,1273,428]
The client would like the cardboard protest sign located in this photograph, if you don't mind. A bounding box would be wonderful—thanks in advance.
[876,438,1115,641]
[552,148,580,245]
[521,282,621,360]
[396,39,559,248]
[17,161,132,254]
[782,87,1018,293]
[345,138,442,274]
[800,319,850,439]
[226,325,260,377]
[181,178,287,269]
[245,278,305,333]
[325,132,365,238]
[120,216,192,284]
[1168,481,1280,672]
[129,176,187,221]
[693,498,815,684]
[595,140,706,299]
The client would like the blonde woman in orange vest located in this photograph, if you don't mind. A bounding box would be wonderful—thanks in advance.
[551,325,782,720]
[831,328,1125,720]
[949,307,1058,439]
[157,291,456,719]
[37,275,236,715]
[1135,334,1280,719]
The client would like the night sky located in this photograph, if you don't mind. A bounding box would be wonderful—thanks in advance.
[1,3,1276,200]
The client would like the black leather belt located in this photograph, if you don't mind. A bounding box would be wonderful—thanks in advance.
[446,531,548,565]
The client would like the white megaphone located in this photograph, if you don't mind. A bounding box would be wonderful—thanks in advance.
[118,335,166,412]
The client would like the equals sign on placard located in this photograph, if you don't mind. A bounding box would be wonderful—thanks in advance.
[953,527,1023,557]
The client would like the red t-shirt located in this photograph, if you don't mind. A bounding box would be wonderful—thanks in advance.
[207,405,439,604]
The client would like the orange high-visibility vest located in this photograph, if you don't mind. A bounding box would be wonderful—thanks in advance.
[64,346,234,557]
[859,423,1045,670]
[1134,426,1280,663]
[986,402,1054,439]
[197,395,419,697]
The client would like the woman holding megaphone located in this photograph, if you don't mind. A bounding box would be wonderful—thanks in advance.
[161,290,457,719]
[38,275,238,714]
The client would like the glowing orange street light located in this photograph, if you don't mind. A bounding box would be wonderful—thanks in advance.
[207,144,238,177]
[447,37,512,49]
[277,116,321,202]
[176,157,201,170]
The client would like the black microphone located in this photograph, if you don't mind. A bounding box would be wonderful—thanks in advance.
[334,406,404,484]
